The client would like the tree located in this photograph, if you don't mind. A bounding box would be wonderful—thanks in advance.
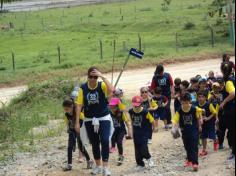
[1,0,21,10]
[208,0,235,46]
[208,0,234,17]
[161,0,172,11]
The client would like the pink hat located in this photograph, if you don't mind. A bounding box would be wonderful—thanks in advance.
[132,96,143,107]
[109,98,121,106]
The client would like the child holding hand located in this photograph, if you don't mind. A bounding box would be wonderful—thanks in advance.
[196,91,218,155]
[109,98,132,166]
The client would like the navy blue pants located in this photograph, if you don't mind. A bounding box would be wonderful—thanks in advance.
[182,134,199,165]
[148,123,153,140]
[217,110,231,147]
[224,106,235,155]
[134,132,151,167]
[67,130,90,164]
[85,120,111,162]
[111,129,126,155]
[166,96,172,125]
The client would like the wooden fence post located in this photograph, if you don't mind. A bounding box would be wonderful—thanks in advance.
[209,26,215,48]
[138,34,142,51]
[175,32,179,51]
[11,50,15,71]
[99,40,103,60]
[57,45,61,64]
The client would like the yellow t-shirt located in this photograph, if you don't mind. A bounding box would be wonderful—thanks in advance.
[132,108,154,124]
[209,103,217,115]
[150,99,158,109]
[111,110,129,122]
[226,81,235,94]
[172,106,202,125]
[147,112,155,123]
[118,102,126,111]
[76,82,108,105]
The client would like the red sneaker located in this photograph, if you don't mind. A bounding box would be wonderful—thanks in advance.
[184,160,192,167]
[109,147,116,153]
[214,142,219,151]
[199,150,208,156]
[192,164,199,172]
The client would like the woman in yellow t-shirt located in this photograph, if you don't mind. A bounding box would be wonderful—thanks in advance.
[220,62,235,160]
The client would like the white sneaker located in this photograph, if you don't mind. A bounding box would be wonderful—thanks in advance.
[226,155,235,168]
[103,167,111,176]
[134,166,145,172]
[227,153,235,160]
[91,166,103,175]
[148,139,152,144]
[168,124,173,129]
[147,158,155,168]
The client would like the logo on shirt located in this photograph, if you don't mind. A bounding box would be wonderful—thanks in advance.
[132,115,143,127]
[87,92,99,105]
[183,114,193,125]
[157,99,163,107]
[113,118,121,128]
[158,78,167,86]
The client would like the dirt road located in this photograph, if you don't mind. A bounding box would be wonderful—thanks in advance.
[109,58,231,98]
[0,57,235,176]
[2,0,117,12]
[0,58,231,105]
[0,86,27,108]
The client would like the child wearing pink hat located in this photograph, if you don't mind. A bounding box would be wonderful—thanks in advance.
[109,98,132,166]
[129,96,155,170]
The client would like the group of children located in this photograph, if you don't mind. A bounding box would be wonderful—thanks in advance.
[61,68,233,173]
[172,69,235,171]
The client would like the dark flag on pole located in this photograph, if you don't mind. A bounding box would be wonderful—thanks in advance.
[129,48,144,59]
[114,48,144,87]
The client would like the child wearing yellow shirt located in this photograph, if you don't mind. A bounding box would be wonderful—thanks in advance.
[129,96,155,170]
[109,98,132,166]
[172,93,202,172]
[196,91,218,156]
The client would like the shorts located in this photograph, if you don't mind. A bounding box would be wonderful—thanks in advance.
[154,109,166,120]
[201,122,216,140]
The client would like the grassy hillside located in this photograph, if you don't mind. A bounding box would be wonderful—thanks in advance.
[0,0,234,85]
[0,78,74,162]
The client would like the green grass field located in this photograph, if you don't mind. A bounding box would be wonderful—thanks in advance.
[0,0,234,85]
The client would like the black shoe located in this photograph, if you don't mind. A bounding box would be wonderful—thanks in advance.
[117,155,124,166]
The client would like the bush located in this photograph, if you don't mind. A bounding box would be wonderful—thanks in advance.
[88,12,93,17]
[184,22,196,30]
[139,7,152,12]
[103,11,110,16]
[188,4,201,9]
[43,59,50,63]
[50,63,74,70]
[0,67,7,71]
[182,41,200,47]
